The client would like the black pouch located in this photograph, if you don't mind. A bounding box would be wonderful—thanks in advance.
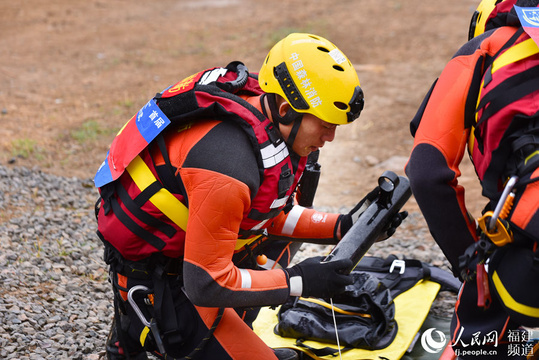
[275,255,461,355]
[275,270,397,351]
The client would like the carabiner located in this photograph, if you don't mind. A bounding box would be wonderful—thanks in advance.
[127,285,166,355]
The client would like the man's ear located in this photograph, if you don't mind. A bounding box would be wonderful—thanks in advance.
[277,97,291,118]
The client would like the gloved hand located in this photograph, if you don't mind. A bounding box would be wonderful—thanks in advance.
[286,256,353,299]
[338,186,408,241]
[378,210,408,241]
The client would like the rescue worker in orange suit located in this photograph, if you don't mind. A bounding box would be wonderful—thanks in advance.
[406,1,539,359]
[94,33,398,360]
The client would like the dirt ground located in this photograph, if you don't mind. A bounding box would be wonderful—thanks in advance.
[0,0,487,216]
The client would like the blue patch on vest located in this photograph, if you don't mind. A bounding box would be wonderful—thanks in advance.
[94,152,113,187]
[93,99,171,188]
[136,99,171,143]
[515,6,539,46]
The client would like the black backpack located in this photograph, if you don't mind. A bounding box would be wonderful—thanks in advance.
[275,255,461,357]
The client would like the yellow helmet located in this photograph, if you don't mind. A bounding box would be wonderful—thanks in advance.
[258,33,364,125]
[468,0,515,40]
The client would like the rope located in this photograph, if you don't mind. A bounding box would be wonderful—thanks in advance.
[329,298,343,360]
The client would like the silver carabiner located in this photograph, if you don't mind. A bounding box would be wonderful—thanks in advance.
[127,285,166,354]
[488,175,518,230]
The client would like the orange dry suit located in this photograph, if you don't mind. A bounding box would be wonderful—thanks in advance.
[94,63,340,359]
[406,21,539,358]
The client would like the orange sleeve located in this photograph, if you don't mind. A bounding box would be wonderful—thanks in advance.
[413,54,475,173]
[267,205,340,244]
[180,167,290,308]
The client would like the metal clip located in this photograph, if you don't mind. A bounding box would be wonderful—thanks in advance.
[477,175,518,247]
[477,212,513,247]
[488,175,518,230]
[389,259,406,274]
[127,285,166,355]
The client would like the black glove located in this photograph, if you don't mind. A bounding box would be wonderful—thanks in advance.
[378,210,408,241]
[286,256,354,298]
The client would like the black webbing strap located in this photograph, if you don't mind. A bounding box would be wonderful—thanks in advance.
[115,182,177,239]
[110,196,167,251]
[151,266,182,347]
[465,28,525,131]
[476,65,539,127]
[465,56,489,130]
[154,134,187,197]
[133,181,163,207]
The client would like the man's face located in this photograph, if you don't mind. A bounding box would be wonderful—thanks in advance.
[281,113,338,157]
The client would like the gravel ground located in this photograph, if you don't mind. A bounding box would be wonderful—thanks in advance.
[0,165,457,359]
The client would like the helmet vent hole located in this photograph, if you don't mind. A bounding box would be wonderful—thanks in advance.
[317,46,330,53]
[333,65,344,72]
[334,101,348,110]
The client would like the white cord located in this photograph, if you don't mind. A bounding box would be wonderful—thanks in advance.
[329,298,343,360]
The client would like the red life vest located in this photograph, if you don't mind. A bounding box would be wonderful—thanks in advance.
[96,62,306,261]
[466,26,539,199]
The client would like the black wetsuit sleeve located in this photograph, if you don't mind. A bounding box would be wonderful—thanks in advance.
[182,121,261,199]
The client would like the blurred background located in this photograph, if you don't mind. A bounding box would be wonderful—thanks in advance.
[0,0,482,211]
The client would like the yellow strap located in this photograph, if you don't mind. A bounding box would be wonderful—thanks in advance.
[235,234,263,251]
[299,297,372,318]
[472,37,539,142]
[525,150,539,166]
[492,38,539,74]
[492,271,539,318]
[126,155,189,231]
[140,326,150,346]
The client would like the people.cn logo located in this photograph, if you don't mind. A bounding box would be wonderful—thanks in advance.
[420,328,447,354]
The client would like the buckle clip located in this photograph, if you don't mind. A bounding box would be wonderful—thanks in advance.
[389,259,406,274]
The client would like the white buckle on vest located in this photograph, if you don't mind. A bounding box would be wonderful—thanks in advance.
[270,197,288,209]
[390,259,406,274]
[199,68,228,85]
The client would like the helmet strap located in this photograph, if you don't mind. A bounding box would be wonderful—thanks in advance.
[286,116,303,148]
[266,93,303,147]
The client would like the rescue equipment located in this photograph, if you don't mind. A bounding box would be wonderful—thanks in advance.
[477,175,518,247]
[323,171,412,273]
[127,285,166,354]
[254,255,461,360]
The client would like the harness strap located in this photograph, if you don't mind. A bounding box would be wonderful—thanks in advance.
[110,196,167,251]
[466,28,525,131]
[153,134,187,197]
[116,182,177,239]
[151,266,182,345]
[476,65,539,126]
[126,155,189,232]
[465,56,487,131]
[492,37,539,73]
